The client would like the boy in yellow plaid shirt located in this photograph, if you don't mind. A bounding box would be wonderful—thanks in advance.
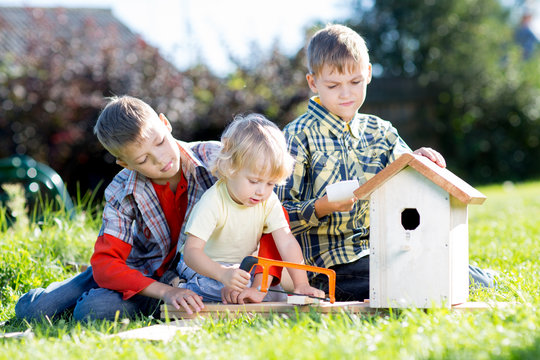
[276,24,494,301]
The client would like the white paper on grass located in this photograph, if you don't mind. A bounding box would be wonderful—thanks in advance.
[325,179,360,202]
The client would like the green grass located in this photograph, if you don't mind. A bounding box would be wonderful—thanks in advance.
[1,181,539,359]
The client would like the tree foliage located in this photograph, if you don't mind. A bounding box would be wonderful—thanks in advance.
[2,1,540,199]
[349,0,540,182]
[0,10,310,198]
[0,10,201,196]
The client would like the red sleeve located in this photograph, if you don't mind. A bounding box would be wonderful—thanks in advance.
[90,234,155,300]
[255,206,291,285]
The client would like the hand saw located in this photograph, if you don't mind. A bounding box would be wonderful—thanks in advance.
[239,255,336,303]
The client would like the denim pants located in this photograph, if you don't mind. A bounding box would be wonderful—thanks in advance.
[311,256,496,302]
[177,259,287,302]
[15,267,160,321]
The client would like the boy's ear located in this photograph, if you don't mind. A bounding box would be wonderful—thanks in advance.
[115,158,130,169]
[159,113,173,132]
[366,63,373,84]
[306,73,318,93]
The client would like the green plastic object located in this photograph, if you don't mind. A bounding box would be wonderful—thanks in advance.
[0,155,75,219]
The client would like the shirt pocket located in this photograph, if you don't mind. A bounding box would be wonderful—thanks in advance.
[310,150,343,195]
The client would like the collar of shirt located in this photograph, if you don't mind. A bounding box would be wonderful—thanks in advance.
[310,96,359,139]
[151,169,188,200]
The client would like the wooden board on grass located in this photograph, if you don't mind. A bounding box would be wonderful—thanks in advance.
[451,301,514,312]
[160,301,514,320]
[161,301,371,320]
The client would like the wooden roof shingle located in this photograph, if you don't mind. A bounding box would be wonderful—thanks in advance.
[353,153,487,205]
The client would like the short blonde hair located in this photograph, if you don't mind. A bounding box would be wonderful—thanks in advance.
[307,24,369,76]
[94,95,157,157]
[212,114,294,184]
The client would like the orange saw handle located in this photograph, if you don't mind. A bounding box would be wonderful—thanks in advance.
[239,255,336,303]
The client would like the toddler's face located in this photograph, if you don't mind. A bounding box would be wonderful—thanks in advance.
[116,114,181,185]
[307,62,372,122]
[226,168,277,207]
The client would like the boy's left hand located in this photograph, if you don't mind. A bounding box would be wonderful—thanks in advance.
[413,147,446,168]
[293,283,326,299]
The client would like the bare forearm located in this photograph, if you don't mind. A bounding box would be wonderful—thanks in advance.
[139,281,173,299]
[274,229,310,287]
[251,273,274,289]
[315,195,356,218]
[314,197,333,218]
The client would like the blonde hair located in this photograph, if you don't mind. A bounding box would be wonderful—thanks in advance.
[212,114,294,184]
[307,24,369,76]
[94,95,157,157]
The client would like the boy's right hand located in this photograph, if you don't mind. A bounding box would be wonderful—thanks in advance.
[163,287,204,315]
[220,268,251,292]
[315,195,357,218]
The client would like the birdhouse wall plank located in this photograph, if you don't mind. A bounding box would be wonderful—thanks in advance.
[449,197,469,304]
[370,168,455,308]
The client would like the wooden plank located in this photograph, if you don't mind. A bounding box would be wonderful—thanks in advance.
[354,153,415,200]
[353,153,486,205]
[287,295,319,305]
[160,301,513,320]
[451,301,514,312]
[369,168,455,308]
[408,155,486,205]
[160,301,373,320]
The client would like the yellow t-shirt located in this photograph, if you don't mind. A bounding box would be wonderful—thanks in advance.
[184,180,288,263]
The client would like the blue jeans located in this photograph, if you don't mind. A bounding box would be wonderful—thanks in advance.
[311,256,496,302]
[15,267,160,321]
[177,260,287,302]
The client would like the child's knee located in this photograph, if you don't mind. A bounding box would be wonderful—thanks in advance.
[15,288,53,321]
[72,289,119,321]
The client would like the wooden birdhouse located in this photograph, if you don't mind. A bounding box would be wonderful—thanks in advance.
[353,153,486,308]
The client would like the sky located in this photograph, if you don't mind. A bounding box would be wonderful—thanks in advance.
[0,0,351,75]
[1,0,539,76]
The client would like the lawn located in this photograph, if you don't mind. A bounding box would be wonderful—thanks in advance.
[0,180,539,359]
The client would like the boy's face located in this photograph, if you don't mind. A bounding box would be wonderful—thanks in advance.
[306,62,372,122]
[226,167,277,207]
[116,113,181,185]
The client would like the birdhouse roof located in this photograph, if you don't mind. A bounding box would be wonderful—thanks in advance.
[354,153,486,205]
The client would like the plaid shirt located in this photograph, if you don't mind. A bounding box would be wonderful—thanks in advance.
[99,140,220,277]
[276,96,411,270]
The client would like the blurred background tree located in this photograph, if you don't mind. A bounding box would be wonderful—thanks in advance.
[1,1,539,202]
[0,8,200,197]
[348,0,540,182]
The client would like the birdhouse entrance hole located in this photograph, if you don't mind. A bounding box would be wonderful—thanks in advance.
[401,208,420,230]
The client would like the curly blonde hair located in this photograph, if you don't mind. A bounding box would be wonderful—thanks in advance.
[212,113,294,184]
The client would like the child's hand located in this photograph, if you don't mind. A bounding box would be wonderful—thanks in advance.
[221,286,240,304]
[163,287,204,315]
[220,268,250,292]
[294,283,326,300]
[413,147,446,168]
[315,195,357,218]
[221,286,266,304]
